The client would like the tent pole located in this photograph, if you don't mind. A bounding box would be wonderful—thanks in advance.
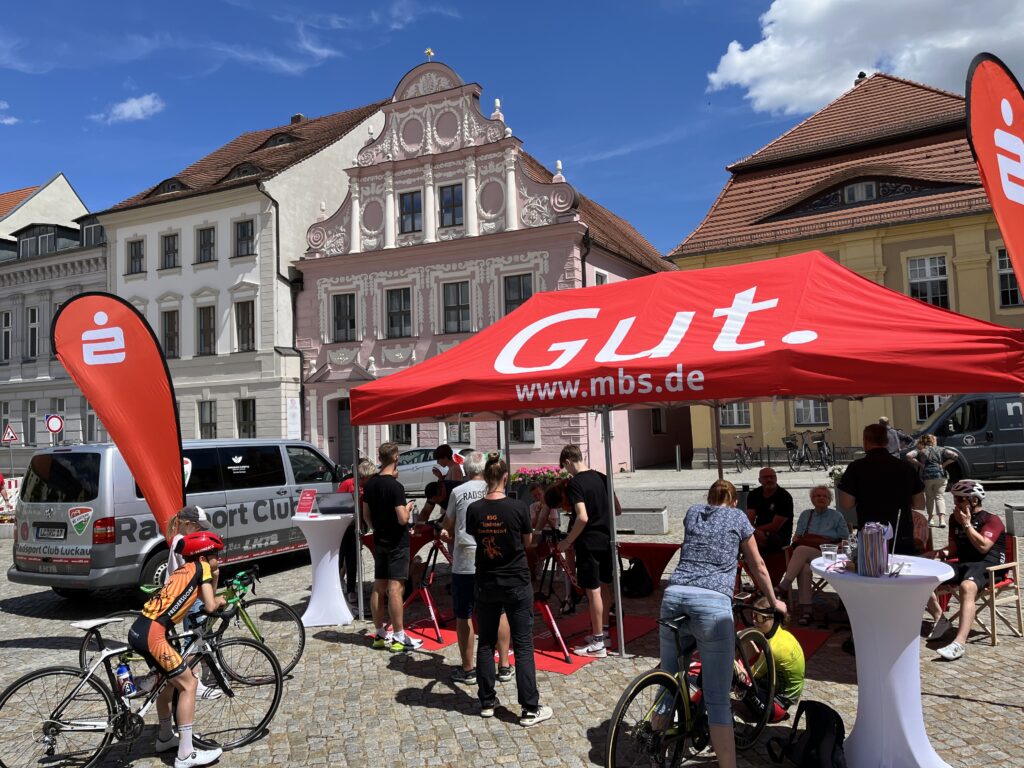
[713,404,724,480]
[350,424,364,623]
[503,417,512,475]
[602,406,627,658]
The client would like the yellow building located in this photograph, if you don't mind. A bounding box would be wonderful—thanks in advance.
[671,73,1019,461]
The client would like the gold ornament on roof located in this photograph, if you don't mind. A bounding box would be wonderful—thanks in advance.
[425,48,435,61]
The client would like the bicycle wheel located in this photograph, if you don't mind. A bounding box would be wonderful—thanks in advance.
[786,449,799,472]
[606,669,688,768]
[78,611,143,671]
[0,666,115,768]
[731,628,775,750]
[734,451,743,474]
[220,598,305,676]
[191,638,283,750]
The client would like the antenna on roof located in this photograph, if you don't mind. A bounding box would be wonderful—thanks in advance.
[854,71,868,86]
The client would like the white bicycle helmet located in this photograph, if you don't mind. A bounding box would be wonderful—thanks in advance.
[950,479,985,500]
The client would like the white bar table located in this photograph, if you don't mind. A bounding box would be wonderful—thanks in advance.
[812,554,954,768]
[294,513,354,628]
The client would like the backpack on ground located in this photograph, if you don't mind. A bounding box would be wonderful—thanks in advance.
[618,557,654,598]
[766,700,847,768]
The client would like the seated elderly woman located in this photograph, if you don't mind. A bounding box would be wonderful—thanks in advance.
[776,485,850,625]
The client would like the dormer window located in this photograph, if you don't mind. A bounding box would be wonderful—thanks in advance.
[151,178,187,196]
[843,181,876,204]
[259,133,299,150]
[223,163,261,181]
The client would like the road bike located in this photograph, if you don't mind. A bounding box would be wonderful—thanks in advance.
[733,434,756,473]
[79,565,305,676]
[532,528,587,663]
[0,603,283,768]
[605,601,780,767]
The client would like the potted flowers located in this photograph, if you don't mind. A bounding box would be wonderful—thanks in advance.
[509,465,568,500]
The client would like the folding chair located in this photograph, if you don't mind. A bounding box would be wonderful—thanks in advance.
[938,535,1023,646]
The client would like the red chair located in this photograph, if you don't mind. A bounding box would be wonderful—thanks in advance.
[937,536,1023,646]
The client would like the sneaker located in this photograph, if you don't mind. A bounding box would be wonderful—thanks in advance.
[155,734,178,753]
[174,747,223,768]
[371,631,393,650]
[480,702,497,718]
[497,665,514,683]
[520,705,553,727]
[389,635,424,652]
[572,635,607,658]
[451,667,478,685]
[927,616,952,641]
[937,641,966,661]
[196,682,224,700]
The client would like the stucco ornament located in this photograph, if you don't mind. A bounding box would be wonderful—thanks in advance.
[401,72,454,99]
[519,185,555,227]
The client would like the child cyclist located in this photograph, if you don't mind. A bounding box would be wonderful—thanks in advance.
[739,596,805,723]
[128,531,228,768]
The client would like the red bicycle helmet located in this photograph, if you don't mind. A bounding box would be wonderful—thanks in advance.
[177,531,225,558]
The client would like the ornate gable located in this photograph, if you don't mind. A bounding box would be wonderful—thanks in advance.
[305,61,579,259]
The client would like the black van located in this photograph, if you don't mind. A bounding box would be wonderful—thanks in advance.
[915,393,1024,481]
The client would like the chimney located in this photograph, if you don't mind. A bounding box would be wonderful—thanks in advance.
[854,71,868,86]
[291,113,305,124]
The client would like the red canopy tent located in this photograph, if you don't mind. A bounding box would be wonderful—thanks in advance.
[349,250,1024,654]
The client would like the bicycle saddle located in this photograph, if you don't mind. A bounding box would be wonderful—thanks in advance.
[70,617,129,631]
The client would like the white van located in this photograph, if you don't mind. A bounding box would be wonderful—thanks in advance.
[8,439,349,598]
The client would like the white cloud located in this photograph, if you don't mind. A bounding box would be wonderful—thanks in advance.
[0,99,17,125]
[89,93,166,125]
[568,122,707,165]
[708,0,1024,114]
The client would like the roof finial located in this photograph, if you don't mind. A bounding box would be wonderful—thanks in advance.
[553,160,565,182]
[425,47,435,62]
[491,98,504,121]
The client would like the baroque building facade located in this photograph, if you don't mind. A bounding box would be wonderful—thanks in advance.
[297,61,683,470]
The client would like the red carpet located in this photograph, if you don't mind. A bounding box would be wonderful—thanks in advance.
[789,627,832,660]
[405,623,458,651]
[531,613,659,675]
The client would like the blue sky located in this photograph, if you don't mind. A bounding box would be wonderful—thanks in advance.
[2,0,1023,254]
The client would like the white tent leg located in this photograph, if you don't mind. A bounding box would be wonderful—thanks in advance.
[351,425,365,623]
[602,406,627,657]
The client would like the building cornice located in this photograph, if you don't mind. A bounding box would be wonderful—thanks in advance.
[96,185,266,229]
[0,252,106,288]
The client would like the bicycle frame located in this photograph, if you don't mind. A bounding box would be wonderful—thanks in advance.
[402,531,454,642]
[533,534,586,663]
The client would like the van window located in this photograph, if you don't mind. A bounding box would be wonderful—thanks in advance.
[221,446,286,489]
[996,398,1024,431]
[286,445,335,484]
[947,400,988,435]
[181,448,225,494]
[21,453,101,503]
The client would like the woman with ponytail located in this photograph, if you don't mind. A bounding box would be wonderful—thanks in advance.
[466,452,553,727]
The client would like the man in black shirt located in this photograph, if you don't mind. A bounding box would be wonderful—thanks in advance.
[362,442,421,652]
[839,424,925,555]
[745,467,794,554]
[557,444,621,658]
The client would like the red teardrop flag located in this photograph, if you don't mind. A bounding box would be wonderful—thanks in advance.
[52,293,184,536]
[966,52,1024,281]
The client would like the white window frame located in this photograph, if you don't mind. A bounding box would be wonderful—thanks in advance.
[843,181,877,204]
[0,310,10,362]
[234,219,256,258]
[719,403,751,428]
[594,271,608,286]
[916,395,951,423]
[0,401,8,435]
[236,398,256,439]
[161,309,180,359]
[441,280,471,334]
[389,423,413,445]
[234,299,256,352]
[438,183,464,229]
[331,292,358,343]
[126,239,145,274]
[445,421,471,444]
[906,254,949,308]
[509,418,536,444]
[398,189,423,234]
[385,286,414,339]
[82,223,104,248]
[794,399,829,426]
[19,238,36,258]
[196,226,217,264]
[503,273,533,315]
[37,233,55,255]
[996,246,1024,308]
[26,306,38,359]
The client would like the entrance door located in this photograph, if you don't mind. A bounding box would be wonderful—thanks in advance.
[338,398,353,469]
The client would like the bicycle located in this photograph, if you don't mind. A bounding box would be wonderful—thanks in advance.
[532,528,586,663]
[0,603,283,768]
[784,431,816,471]
[733,434,756,473]
[814,428,834,469]
[79,565,306,676]
[605,601,780,767]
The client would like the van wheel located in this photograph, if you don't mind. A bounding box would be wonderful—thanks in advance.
[51,587,93,600]
[139,552,168,594]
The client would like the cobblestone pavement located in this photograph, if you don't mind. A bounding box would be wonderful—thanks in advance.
[1,467,1022,766]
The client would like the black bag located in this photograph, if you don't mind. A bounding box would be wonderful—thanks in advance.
[618,557,654,598]
[766,700,847,768]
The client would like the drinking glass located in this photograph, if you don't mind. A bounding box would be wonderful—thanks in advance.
[821,544,839,565]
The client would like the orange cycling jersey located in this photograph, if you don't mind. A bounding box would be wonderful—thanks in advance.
[142,560,213,626]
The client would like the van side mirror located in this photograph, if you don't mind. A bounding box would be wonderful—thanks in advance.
[945,421,956,436]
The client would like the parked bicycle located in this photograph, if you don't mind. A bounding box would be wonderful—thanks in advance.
[733,434,756,473]
[605,601,780,767]
[79,565,305,676]
[0,603,283,768]
[815,428,835,469]
[785,430,833,471]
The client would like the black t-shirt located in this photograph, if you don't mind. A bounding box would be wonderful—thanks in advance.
[466,496,532,590]
[362,474,409,550]
[950,509,1006,565]
[566,469,611,547]
[839,448,924,554]
[429,480,464,512]
[746,486,794,543]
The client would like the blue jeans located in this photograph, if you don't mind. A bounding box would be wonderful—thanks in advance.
[660,584,735,726]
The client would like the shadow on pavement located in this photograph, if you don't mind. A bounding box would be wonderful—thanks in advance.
[0,634,84,652]
[395,679,481,717]
[0,589,138,620]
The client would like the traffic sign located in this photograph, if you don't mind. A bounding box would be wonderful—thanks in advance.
[1,425,16,443]
[45,414,65,434]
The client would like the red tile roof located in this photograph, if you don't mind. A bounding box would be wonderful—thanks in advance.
[0,186,40,220]
[729,74,966,171]
[673,74,988,258]
[101,101,387,214]
[519,153,672,273]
